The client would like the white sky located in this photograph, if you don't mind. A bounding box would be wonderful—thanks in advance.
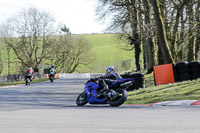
[0,0,109,34]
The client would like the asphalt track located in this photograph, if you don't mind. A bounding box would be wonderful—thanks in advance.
[0,78,200,133]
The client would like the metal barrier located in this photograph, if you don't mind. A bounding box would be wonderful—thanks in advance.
[0,74,46,83]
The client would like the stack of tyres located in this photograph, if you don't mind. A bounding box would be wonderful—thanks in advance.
[120,73,133,91]
[175,62,190,82]
[130,73,145,90]
[189,61,200,80]
[172,64,178,82]
[121,73,145,91]
[120,73,132,79]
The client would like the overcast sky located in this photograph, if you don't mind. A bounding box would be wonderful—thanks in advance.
[0,0,109,34]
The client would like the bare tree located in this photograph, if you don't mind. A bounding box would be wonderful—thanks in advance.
[48,34,94,73]
[0,7,56,72]
[0,50,3,74]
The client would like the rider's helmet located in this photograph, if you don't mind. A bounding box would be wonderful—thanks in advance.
[28,67,33,73]
[28,67,32,70]
[51,65,54,68]
[106,66,115,74]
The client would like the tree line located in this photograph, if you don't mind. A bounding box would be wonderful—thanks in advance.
[0,7,93,75]
[96,0,200,73]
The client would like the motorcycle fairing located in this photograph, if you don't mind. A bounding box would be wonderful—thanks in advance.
[84,82,107,104]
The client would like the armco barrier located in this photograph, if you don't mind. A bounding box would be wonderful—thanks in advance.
[57,73,104,79]
[0,74,46,83]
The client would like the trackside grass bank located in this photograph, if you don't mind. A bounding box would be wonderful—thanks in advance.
[125,74,200,104]
[0,78,49,87]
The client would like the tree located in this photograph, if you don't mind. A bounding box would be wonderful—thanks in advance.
[150,0,174,64]
[96,0,200,73]
[0,50,3,75]
[0,7,56,72]
[48,34,94,73]
[61,25,71,34]
[142,0,156,73]
[96,0,142,71]
[195,1,200,59]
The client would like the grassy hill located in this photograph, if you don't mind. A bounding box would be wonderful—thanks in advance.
[0,34,135,75]
[0,41,18,76]
[83,34,135,73]
[126,73,200,104]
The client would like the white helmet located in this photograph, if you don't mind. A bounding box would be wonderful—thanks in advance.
[106,66,115,73]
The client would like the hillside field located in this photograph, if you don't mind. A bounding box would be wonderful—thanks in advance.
[83,34,135,73]
[0,34,135,75]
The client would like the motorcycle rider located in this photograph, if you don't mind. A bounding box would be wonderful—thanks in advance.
[91,66,122,97]
[49,65,56,79]
[25,66,34,81]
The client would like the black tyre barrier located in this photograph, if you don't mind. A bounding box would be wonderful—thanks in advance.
[132,77,145,81]
[176,61,189,69]
[177,67,189,73]
[134,83,145,88]
[174,62,190,82]
[188,61,200,67]
[122,73,145,91]
[178,72,190,81]
[131,73,144,78]
[189,62,200,73]
[190,72,200,80]
[120,73,131,78]
[172,64,178,82]
[190,67,200,73]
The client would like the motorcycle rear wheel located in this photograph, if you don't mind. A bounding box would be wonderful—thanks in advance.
[108,89,127,107]
[76,91,88,106]
[25,79,30,86]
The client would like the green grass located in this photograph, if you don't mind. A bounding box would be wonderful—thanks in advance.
[0,34,135,75]
[125,74,200,104]
[0,78,49,87]
[83,34,135,73]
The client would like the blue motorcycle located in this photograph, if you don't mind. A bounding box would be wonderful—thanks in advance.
[76,78,134,107]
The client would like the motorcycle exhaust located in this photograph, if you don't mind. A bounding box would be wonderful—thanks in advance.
[120,81,132,87]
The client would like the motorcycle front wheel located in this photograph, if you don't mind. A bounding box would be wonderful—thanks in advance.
[25,79,30,86]
[108,89,127,107]
[76,91,88,106]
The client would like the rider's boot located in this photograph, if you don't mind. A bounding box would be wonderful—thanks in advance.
[96,85,109,98]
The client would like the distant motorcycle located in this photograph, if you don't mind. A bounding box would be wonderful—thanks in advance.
[76,78,134,107]
[25,73,32,85]
[49,71,55,82]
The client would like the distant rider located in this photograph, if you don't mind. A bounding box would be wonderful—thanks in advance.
[49,65,56,79]
[25,67,34,81]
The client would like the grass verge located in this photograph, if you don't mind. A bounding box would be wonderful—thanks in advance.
[125,74,200,105]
